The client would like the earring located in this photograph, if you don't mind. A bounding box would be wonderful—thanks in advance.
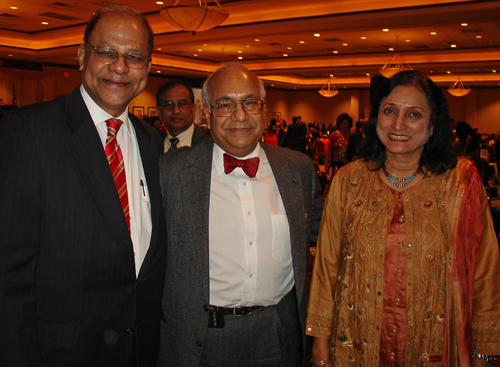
[430,130,434,136]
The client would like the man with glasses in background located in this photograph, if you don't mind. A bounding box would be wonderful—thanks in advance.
[156,79,210,152]
[158,62,323,367]
[0,5,166,367]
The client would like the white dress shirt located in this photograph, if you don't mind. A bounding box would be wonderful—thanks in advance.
[163,123,194,152]
[209,143,294,307]
[80,85,152,277]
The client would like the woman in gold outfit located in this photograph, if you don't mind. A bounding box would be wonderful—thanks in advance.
[306,71,500,367]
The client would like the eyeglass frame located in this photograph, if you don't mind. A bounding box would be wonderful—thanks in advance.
[158,100,193,112]
[86,42,151,70]
[208,99,266,117]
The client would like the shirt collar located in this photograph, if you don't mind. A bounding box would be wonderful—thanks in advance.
[80,84,130,133]
[166,123,194,141]
[213,142,263,179]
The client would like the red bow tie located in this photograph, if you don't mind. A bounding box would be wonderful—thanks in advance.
[223,153,260,178]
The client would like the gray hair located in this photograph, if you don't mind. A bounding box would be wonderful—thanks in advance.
[201,62,266,110]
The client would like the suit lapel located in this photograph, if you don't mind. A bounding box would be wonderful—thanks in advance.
[64,88,134,258]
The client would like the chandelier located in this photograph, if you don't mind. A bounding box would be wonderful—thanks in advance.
[159,0,229,35]
[379,35,413,78]
[447,76,471,97]
[318,80,339,97]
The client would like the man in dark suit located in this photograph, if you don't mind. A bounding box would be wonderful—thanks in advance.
[0,5,166,367]
[156,79,210,152]
[158,62,323,367]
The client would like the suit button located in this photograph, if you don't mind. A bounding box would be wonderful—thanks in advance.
[196,340,202,347]
[126,328,134,335]
[103,329,118,345]
[203,304,208,312]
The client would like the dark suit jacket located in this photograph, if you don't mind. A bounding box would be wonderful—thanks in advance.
[0,87,167,367]
[158,138,323,367]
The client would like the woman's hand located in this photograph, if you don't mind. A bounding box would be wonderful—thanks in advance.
[311,337,333,366]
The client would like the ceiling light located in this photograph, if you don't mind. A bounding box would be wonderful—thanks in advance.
[156,1,164,4]
[42,22,49,25]
[287,47,292,50]
[254,39,260,42]
[203,43,208,46]
[388,47,394,51]
[245,45,250,48]
[430,32,437,35]
[382,29,389,32]
[271,84,274,87]
[319,80,339,97]
[451,44,456,48]
[10,6,18,9]
[447,71,451,74]
[361,37,366,40]
[8,54,13,57]
[283,54,288,57]
[493,70,497,73]
[330,74,333,77]
[379,35,413,78]
[194,54,198,56]
[461,23,468,27]
[366,73,370,76]
[299,41,305,44]
[314,33,320,37]
[342,43,348,46]
[159,0,229,34]
[405,39,411,42]
[157,48,162,50]
[237,50,242,53]
[157,70,161,73]
[333,51,338,54]
[476,35,482,39]
[448,76,471,97]
[238,57,243,60]
[198,49,202,51]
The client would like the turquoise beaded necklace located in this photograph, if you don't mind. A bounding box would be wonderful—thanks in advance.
[383,167,419,188]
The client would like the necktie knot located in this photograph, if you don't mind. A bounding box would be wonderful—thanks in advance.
[169,137,180,150]
[105,118,123,138]
[223,153,260,178]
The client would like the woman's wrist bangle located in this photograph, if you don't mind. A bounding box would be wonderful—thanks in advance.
[471,354,495,366]
[312,358,330,366]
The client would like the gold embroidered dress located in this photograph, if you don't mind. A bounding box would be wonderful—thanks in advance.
[306,159,500,366]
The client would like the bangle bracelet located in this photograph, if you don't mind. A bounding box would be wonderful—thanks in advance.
[312,358,330,366]
[472,354,495,366]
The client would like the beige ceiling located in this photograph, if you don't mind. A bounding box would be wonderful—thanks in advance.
[1,0,500,89]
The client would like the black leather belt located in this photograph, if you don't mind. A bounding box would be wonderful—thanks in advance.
[208,305,262,328]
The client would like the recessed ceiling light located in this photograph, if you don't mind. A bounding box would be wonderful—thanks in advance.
[42,22,49,25]
[493,70,497,73]
[194,54,198,56]
[314,33,320,37]
[366,73,370,76]
[237,50,242,53]
[389,47,394,51]
[461,23,468,27]
[299,41,305,44]
[430,32,437,35]
[283,54,288,57]
[271,84,274,87]
[342,43,348,46]
[476,35,482,39]
[238,56,243,60]
[450,44,457,48]
[330,74,333,77]
[157,48,162,51]
[382,29,389,32]
[405,39,411,42]
[447,71,451,74]
[10,6,17,9]
[360,37,366,40]
[157,70,161,73]
[156,1,163,4]
[8,54,13,57]
[203,43,208,46]
[254,39,260,42]
[245,45,250,48]
[197,49,202,51]
[287,47,292,50]
[333,50,338,54]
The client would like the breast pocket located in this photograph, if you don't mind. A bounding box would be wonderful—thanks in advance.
[271,214,291,261]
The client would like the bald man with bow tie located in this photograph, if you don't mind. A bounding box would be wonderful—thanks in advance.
[158,62,323,367]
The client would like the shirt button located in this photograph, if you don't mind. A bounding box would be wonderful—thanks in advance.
[249,242,252,246]
[247,211,251,216]
[243,182,247,186]
[249,274,252,278]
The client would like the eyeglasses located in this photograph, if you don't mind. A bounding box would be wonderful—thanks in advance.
[159,100,192,111]
[87,43,150,70]
[209,99,265,117]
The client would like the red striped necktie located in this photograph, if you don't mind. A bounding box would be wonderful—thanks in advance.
[105,118,130,231]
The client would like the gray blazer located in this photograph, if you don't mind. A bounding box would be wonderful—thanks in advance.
[158,138,323,367]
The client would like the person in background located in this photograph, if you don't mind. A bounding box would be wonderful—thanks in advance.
[307,70,500,366]
[156,79,210,152]
[0,5,166,366]
[265,118,279,146]
[325,112,354,175]
[158,62,323,367]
